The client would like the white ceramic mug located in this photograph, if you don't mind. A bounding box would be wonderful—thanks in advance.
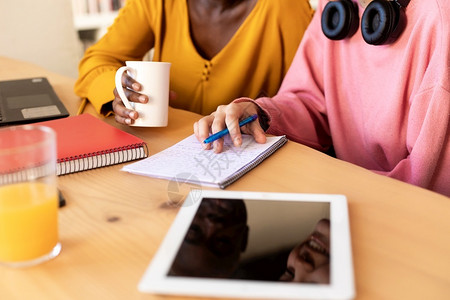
[115,61,171,127]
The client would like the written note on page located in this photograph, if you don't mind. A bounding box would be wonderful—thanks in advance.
[121,134,287,188]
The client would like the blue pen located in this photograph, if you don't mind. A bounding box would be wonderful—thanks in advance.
[203,114,258,144]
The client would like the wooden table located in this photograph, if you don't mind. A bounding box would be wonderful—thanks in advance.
[0,56,449,300]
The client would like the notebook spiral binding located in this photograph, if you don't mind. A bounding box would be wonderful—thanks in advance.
[57,143,149,175]
[0,143,149,184]
[0,163,54,185]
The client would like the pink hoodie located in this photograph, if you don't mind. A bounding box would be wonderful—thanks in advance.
[250,0,449,196]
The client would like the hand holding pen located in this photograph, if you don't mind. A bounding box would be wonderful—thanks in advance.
[203,114,258,144]
[194,102,267,153]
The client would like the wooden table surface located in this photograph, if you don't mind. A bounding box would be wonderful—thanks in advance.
[0,56,449,300]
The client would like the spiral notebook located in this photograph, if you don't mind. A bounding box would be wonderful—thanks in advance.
[38,114,148,175]
[121,134,287,189]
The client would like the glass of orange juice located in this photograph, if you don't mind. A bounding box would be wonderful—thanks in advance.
[0,125,60,267]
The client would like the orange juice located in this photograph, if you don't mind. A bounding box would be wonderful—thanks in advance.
[0,182,58,262]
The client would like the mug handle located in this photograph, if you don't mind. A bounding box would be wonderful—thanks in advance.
[115,66,136,110]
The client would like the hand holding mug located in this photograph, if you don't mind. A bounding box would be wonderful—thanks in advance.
[114,61,171,127]
[113,73,148,125]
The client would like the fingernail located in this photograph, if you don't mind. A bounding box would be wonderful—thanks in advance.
[234,136,241,147]
[125,118,131,125]
[128,111,137,119]
[139,95,147,103]
[132,83,140,90]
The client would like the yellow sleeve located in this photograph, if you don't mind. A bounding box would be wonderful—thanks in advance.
[74,0,159,115]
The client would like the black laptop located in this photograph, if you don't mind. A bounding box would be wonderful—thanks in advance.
[0,77,69,126]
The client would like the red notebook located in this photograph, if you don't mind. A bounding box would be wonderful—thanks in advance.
[38,114,148,175]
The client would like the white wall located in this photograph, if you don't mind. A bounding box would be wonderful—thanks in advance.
[0,0,82,78]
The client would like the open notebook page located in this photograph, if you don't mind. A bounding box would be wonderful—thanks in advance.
[121,134,287,188]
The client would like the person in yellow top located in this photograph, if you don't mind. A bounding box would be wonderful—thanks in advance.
[74,0,314,124]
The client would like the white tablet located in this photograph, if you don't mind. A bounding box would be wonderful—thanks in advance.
[138,190,354,300]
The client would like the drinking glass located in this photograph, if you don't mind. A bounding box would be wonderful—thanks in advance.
[0,125,61,267]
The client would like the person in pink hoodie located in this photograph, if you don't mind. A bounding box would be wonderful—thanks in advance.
[194,0,450,196]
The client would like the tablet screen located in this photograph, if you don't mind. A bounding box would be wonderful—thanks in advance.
[139,190,354,300]
[168,197,331,284]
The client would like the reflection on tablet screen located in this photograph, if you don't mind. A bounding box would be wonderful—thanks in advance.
[168,197,330,284]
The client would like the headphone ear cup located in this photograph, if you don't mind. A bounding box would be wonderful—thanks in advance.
[321,0,359,40]
[361,0,401,45]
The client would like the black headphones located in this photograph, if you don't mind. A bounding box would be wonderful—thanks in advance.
[321,0,410,45]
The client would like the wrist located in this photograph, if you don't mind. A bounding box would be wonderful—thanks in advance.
[233,97,270,131]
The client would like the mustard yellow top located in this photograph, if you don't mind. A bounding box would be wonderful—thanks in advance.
[74,0,314,115]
